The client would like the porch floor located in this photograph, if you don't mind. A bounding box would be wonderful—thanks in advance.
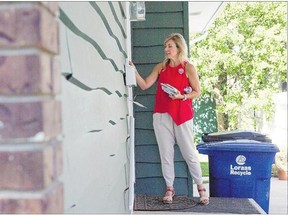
[134,194,265,214]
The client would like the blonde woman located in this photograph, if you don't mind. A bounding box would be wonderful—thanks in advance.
[130,33,209,205]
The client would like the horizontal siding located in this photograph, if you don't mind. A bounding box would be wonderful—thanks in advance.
[145,1,183,12]
[134,83,157,96]
[133,64,156,76]
[135,177,190,196]
[134,95,155,112]
[135,112,153,129]
[135,145,160,163]
[133,1,192,198]
[133,46,164,64]
[136,162,162,178]
[135,129,156,145]
[135,145,184,163]
[132,12,184,29]
[136,162,189,178]
[132,29,184,46]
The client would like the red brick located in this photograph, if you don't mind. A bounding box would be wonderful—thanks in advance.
[0,6,59,54]
[0,100,61,140]
[42,100,62,139]
[44,181,64,213]
[0,9,17,44]
[0,146,52,190]
[0,55,40,94]
[0,181,64,213]
[0,2,62,214]
[0,141,62,191]
[0,198,44,214]
[51,57,61,95]
[0,54,61,95]
[52,140,63,179]
[39,2,59,16]
[38,6,59,54]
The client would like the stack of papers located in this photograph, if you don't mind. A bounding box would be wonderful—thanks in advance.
[160,83,178,96]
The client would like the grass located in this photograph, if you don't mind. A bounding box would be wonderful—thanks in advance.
[193,162,209,184]
[200,162,209,177]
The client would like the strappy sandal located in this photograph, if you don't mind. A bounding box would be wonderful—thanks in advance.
[163,187,175,204]
[198,188,209,205]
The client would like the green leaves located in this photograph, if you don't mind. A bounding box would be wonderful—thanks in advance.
[190,2,287,131]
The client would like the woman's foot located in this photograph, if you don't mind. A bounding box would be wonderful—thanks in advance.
[197,185,209,205]
[163,186,175,204]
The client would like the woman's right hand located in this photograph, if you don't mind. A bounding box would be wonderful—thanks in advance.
[131,62,162,91]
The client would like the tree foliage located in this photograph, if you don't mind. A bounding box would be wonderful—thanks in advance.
[190,2,287,131]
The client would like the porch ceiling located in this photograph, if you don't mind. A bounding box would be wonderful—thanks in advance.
[189,1,226,33]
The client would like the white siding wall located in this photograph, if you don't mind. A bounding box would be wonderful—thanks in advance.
[58,2,130,213]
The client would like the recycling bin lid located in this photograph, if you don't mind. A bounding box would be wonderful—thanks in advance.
[202,131,272,143]
[197,139,279,153]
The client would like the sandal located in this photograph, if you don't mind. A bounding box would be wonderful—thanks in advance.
[198,187,209,205]
[163,187,175,204]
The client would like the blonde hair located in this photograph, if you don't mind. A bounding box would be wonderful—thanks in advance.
[162,33,189,68]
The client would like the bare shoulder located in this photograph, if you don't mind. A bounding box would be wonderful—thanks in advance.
[153,62,163,74]
[155,62,163,70]
[186,62,196,71]
[185,62,197,76]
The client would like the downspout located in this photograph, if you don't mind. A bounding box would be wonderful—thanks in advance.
[125,2,135,213]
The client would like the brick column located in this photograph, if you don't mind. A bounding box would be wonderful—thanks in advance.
[0,2,63,213]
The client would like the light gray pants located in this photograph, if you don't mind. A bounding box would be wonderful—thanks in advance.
[153,113,203,187]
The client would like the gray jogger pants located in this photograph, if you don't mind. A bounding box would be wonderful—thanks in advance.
[153,113,203,187]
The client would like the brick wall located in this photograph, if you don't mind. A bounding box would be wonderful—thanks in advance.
[0,1,63,213]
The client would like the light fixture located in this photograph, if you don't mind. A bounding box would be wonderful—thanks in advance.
[130,2,145,21]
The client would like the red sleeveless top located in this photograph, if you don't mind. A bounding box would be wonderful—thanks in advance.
[154,62,194,125]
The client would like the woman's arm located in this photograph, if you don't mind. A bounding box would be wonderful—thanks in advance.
[130,62,162,90]
[185,63,201,99]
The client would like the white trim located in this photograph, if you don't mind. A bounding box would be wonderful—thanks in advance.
[125,2,135,213]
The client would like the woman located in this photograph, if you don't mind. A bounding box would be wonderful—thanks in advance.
[130,33,209,205]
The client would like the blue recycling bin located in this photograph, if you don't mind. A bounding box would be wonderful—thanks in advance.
[197,131,279,213]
